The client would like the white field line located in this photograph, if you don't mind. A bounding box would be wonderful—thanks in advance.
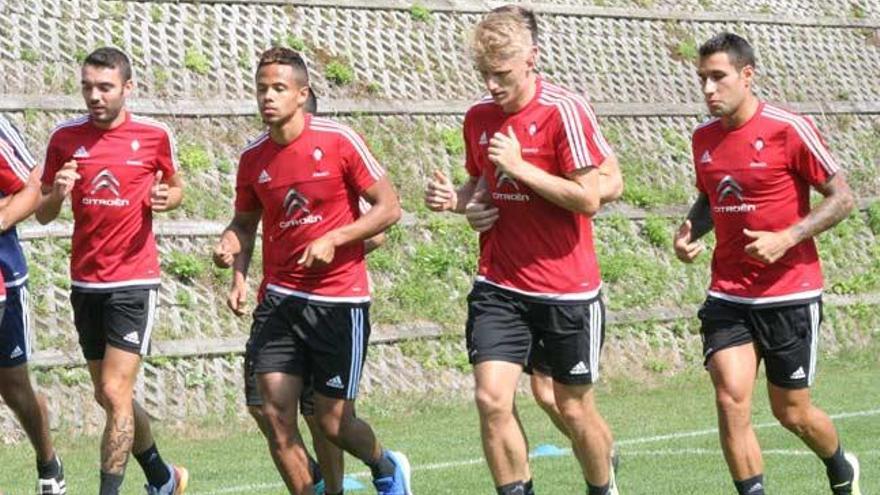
[193,407,880,494]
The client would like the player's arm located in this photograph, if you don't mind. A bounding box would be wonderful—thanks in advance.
[598,154,623,204]
[36,159,79,225]
[364,231,385,254]
[674,193,713,263]
[214,209,261,316]
[791,173,854,241]
[299,177,401,268]
[490,127,600,215]
[0,167,42,231]
[151,172,184,212]
[743,173,854,264]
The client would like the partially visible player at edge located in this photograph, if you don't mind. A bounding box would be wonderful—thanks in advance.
[427,9,619,495]
[0,115,67,494]
[214,89,385,495]
[215,47,409,495]
[35,47,188,495]
[673,33,861,495]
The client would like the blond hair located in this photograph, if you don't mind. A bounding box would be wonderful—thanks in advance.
[470,10,533,66]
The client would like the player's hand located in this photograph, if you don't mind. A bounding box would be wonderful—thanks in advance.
[425,170,456,212]
[743,228,796,264]
[150,171,170,211]
[226,280,248,316]
[212,239,235,268]
[52,160,80,199]
[674,220,705,263]
[488,127,524,176]
[465,188,499,233]
[298,235,336,268]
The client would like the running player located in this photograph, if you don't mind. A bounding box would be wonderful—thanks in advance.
[214,90,384,495]
[216,47,409,494]
[35,47,188,495]
[426,10,619,495]
[674,32,861,495]
[0,116,66,494]
[436,5,623,469]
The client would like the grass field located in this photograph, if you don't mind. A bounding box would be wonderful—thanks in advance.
[1,351,877,495]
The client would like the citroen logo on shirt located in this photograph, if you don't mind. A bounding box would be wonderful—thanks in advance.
[713,175,755,214]
[90,169,121,196]
[278,187,322,229]
[495,167,519,191]
[716,175,743,203]
[283,188,311,217]
[82,168,129,207]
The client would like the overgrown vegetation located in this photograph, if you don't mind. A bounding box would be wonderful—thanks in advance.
[184,49,211,75]
[325,59,355,85]
[409,4,433,22]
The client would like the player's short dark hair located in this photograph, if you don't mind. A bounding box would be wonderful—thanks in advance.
[83,47,132,81]
[256,47,310,86]
[305,89,317,114]
[699,32,756,69]
[491,5,539,45]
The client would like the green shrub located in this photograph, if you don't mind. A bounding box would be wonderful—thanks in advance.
[178,143,212,172]
[325,60,354,85]
[165,251,206,280]
[410,4,433,22]
[184,49,211,75]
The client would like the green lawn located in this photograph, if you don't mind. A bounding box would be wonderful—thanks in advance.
[1,353,877,494]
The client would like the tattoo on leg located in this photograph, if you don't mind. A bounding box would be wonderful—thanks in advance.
[102,414,135,474]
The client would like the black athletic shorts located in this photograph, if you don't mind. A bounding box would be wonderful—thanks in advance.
[698,296,822,389]
[524,337,552,376]
[248,291,370,400]
[466,282,605,385]
[243,345,316,416]
[71,288,158,360]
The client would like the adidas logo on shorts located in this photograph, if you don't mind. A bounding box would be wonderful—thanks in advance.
[9,346,23,359]
[569,361,590,376]
[790,366,806,380]
[326,375,345,389]
[123,331,140,345]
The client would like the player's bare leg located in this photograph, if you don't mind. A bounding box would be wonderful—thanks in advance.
[473,361,531,487]
[257,372,314,495]
[708,343,764,481]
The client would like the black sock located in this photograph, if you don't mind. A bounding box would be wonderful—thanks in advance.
[822,444,854,491]
[37,454,61,478]
[496,480,526,495]
[366,450,396,479]
[733,474,765,495]
[326,492,344,495]
[99,471,125,495]
[134,443,170,488]
[587,482,609,495]
[524,478,535,495]
[308,455,323,484]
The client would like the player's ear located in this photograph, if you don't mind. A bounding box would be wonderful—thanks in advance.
[297,85,310,108]
[526,45,538,71]
[122,78,134,98]
[741,64,755,89]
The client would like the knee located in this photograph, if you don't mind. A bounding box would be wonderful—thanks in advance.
[773,407,808,436]
[474,387,511,423]
[98,381,131,412]
[556,398,591,427]
[715,389,750,420]
[317,412,344,443]
[532,386,557,415]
